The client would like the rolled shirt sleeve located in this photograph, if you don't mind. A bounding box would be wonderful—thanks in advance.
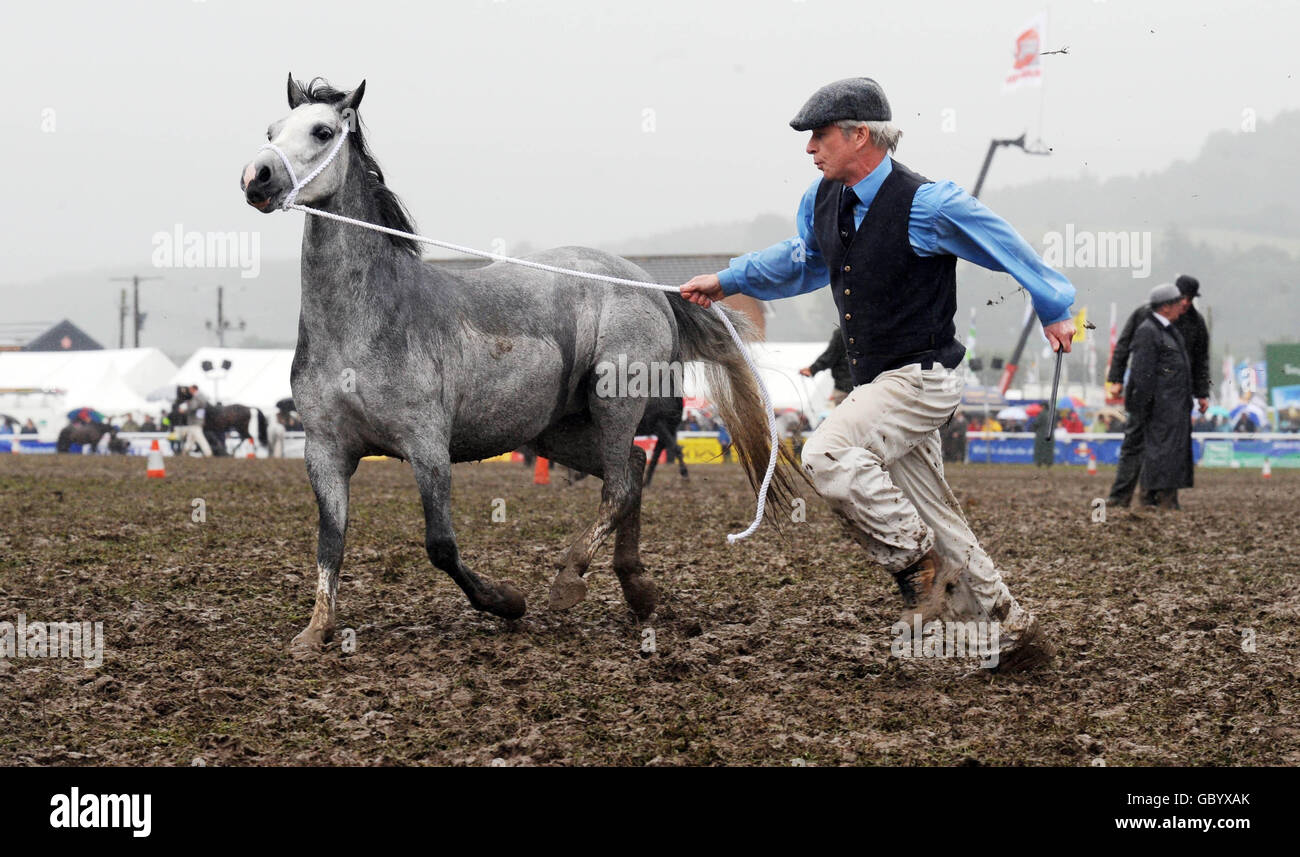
[911,180,1076,326]
[717,179,830,299]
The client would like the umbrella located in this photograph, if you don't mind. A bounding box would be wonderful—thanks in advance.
[66,407,106,424]
[1230,402,1269,426]
[1056,395,1086,412]
[997,406,1029,421]
[1024,403,1043,416]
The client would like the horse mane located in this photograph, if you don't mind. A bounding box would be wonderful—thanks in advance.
[299,77,420,256]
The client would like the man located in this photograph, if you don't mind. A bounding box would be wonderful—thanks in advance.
[801,326,853,406]
[178,384,214,457]
[1124,283,1194,509]
[681,77,1075,671]
[1106,274,1209,506]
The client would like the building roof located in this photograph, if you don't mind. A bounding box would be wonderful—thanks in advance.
[19,319,103,352]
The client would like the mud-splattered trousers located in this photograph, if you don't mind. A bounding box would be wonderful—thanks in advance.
[800,363,1030,635]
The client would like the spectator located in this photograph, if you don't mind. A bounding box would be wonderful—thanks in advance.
[1108,283,1194,510]
[21,418,38,434]
[801,326,854,407]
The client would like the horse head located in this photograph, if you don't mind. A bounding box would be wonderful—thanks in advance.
[241,74,366,212]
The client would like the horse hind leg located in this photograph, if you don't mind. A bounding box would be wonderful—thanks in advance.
[612,446,656,620]
[535,417,650,615]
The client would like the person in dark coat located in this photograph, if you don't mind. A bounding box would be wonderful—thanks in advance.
[1123,283,1195,509]
[801,326,853,406]
[1106,273,1209,506]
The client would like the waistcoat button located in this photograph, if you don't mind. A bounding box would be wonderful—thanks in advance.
[843,265,852,272]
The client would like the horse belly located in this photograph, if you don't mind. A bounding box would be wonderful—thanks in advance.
[448,340,577,460]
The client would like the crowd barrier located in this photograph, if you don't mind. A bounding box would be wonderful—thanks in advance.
[964,432,1300,467]
[5,430,1297,469]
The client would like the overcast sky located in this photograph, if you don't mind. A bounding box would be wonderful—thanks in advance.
[1,0,1295,286]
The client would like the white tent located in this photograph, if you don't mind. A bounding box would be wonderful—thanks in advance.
[169,348,294,414]
[63,366,153,416]
[0,348,179,435]
[0,348,178,396]
[684,341,835,417]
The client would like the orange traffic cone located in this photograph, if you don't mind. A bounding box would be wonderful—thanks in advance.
[146,439,166,478]
[246,438,256,459]
[1087,454,1098,475]
[533,456,550,485]
[1262,458,1272,479]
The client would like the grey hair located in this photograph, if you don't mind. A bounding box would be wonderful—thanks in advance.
[836,119,902,152]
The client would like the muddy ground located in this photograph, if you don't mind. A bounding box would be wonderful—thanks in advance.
[0,455,1296,766]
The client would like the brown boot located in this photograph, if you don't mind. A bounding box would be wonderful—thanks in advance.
[891,549,952,621]
[988,617,1057,673]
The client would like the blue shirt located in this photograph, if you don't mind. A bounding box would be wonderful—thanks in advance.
[717,154,1075,325]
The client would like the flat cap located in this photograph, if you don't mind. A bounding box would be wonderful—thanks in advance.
[1175,274,1200,297]
[1149,283,1182,306]
[790,77,891,131]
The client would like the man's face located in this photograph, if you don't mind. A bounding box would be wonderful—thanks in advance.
[806,124,861,182]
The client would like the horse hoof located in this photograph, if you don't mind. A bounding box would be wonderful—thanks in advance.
[618,573,658,621]
[490,581,527,620]
[288,627,327,659]
[548,569,588,611]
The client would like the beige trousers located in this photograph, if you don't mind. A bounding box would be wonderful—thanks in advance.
[181,424,213,457]
[801,364,1029,633]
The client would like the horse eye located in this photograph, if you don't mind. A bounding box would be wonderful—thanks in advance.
[313,125,334,142]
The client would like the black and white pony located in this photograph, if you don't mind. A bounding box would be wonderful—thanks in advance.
[241,76,800,653]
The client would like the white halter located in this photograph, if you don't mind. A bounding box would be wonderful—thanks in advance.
[259,122,351,209]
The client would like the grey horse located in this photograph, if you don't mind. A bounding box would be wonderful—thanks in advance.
[241,76,800,654]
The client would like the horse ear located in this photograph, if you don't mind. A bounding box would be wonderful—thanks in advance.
[287,73,309,109]
[341,80,366,114]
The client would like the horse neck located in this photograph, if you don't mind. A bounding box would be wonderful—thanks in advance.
[298,152,425,332]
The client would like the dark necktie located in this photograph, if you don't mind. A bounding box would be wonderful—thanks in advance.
[838,186,859,247]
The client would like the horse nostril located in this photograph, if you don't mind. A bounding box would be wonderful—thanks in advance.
[257,165,271,183]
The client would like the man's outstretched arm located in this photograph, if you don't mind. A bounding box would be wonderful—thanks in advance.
[682,180,829,308]
[912,180,1076,352]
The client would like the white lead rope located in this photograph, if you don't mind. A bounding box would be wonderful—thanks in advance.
[261,126,779,543]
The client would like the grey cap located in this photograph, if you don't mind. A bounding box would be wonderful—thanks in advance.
[1149,283,1182,306]
[790,77,891,131]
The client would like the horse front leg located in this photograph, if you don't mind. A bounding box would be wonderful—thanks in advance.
[289,444,358,655]
[411,447,526,620]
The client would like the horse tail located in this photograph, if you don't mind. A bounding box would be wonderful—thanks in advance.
[666,295,806,520]
[255,408,268,445]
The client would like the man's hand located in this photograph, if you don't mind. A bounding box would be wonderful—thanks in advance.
[1106,381,1124,399]
[681,274,724,308]
[1197,397,1209,414]
[799,367,813,377]
[1043,319,1076,353]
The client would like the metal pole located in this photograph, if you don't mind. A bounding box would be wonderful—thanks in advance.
[109,274,162,348]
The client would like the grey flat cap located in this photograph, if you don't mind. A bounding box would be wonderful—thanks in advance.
[790,77,891,131]
[1149,283,1182,305]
